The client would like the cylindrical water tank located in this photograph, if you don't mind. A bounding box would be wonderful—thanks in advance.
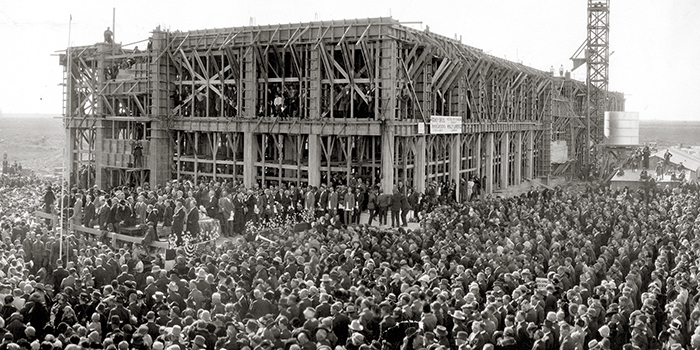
[605,112,639,145]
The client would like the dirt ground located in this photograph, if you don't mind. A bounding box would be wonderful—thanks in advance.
[0,115,64,176]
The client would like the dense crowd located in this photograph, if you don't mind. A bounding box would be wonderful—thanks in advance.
[1,171,700,350]
[57,177,466,247]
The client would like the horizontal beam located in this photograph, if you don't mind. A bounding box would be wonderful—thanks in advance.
[32,212,169,249]
[169,118,544,137]
[170,118,384,136]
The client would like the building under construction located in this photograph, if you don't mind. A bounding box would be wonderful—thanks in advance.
[60,17,624,197]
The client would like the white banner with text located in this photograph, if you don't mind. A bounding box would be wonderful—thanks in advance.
[430,116,462,134]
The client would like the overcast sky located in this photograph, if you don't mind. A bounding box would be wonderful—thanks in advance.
[1,0,698,120]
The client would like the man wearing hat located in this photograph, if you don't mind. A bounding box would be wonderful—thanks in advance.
[167,281,186,311]
[587,339,601,350]
[191,319,217,350]
[107,293,130,327]
[435,325,452,348]
[331,303,351,346]
[192,334,207,350]
[630,318,649,350]
[541,319,556,350]
[454,331,469,348]
[450,310,469,335]
[151,290,167,313]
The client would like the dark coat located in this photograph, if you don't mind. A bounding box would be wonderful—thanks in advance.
[172,207,186,235]
[99,204,111,229]
[186,208,200,235]
[391,193,402,211]
[83,201,96,227]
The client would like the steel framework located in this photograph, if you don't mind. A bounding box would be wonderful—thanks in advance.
[60,18,625,196]
[587,0,611,163]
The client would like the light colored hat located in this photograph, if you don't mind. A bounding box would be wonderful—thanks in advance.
[349,319,363,331]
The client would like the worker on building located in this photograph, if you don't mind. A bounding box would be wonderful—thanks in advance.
[287,84,299,119]
[133,141,143,168]
[104,27,113,44]
[273,94,284,119]
[195,91,206,117]
[664,149,673,172]
[656,161,664,180]
[642,145,651,169]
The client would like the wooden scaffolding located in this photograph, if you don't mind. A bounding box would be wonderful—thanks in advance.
[61,17,625,197]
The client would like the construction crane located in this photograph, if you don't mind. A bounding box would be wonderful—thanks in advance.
[571,0,610,166]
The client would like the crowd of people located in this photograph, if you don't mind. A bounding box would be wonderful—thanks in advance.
[56,176,467,247]
[1,170,700,350]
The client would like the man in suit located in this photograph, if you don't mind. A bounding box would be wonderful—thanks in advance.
[400,189,410,227]
[305,186,316,213]
[257,190,269,223]
[245,189,257,223]
[233,192,246,235]
[279,189,292,219]
[154,195,166,225]
[134,195,148,224]
[366,188,377,225]
[203,190,218,219]
[289,184,301,208]
[146,205,159,227]
[317,185,329,218]
[377,190,391,226]
[343,187,356,225]
[83,195,95,228]
[515,311,532,350]
[390,188,402,227]
[218,191,234,237]
[99,197,112,231]
[186,199,200,236]
[172,200,186,246]
[328,186,339,218]
[71,193,83,227]
[162,198,174,228]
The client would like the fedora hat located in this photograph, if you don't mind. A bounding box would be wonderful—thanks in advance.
[451,310,467,321]
[349,319,363,331]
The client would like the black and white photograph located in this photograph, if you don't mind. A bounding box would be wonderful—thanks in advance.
[0,1,699,349]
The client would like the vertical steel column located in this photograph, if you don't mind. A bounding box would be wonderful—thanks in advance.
[414,136,426,193]
[515,131,523,185]
[500,132,510,189]
[484,133,494,194]
[379,39,397,194]
[450,134,461,201]
[526,131,534,180]
[308,134,321,187]
[243,131,256,187]
[149,30,172,186]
